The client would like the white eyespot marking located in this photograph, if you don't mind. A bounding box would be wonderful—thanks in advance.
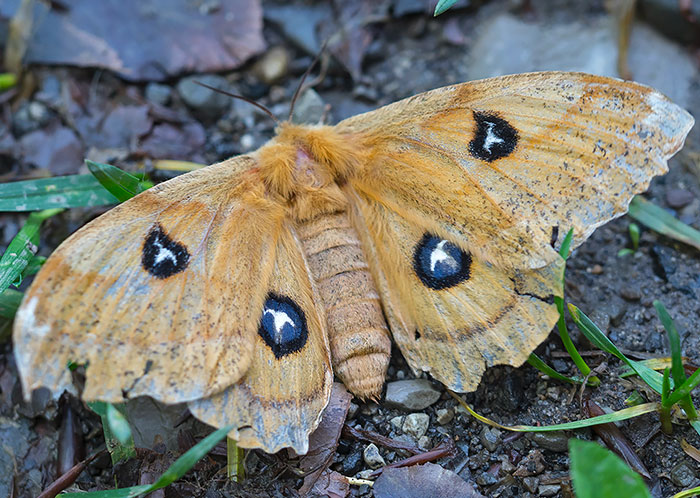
[152,239,178,266]
[482,122,505,153]
[430,240,459,273]
[263,308,295,337]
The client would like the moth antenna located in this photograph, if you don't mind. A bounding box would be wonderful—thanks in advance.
[192,80,280,125]
[288,40,329,122]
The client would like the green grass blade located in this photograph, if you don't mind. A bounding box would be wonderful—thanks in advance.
[654,301,685,387]
[665,368,700,407]
[106,403,133,446]
[0,73,16,91]
[0,175,119,211]
[0,208,62,294]
[568,304,666,393]
[88,401,136,465]
[527,353,584,385]
[559,227,574,259]
[0,289,23,319]
[433,0,458,16]
[85,160,153,202]
[569,439,651,498]
[19,255,46,280]
[59,424,234,497]
[628,196,700,251]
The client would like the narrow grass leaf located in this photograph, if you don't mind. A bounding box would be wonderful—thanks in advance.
[448,390,658,431]
[654,301,685,387]
[106,403,133,446]
[0,288,23,319]
[86,160,153,202]
[673,486,700,498]
[559,227,574,260]
[433,0,458,16]
[527,353,584,385]
[0,73,16,91]
[628,196,700,250]
[568,304,666,393]
[87,401,136,465]
[665,368,700,406]
[0,175,119,211]
[0,208,62,294]
[569,439,650,498]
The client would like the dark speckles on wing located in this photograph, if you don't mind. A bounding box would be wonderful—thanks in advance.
[141,224,190,279]
[258,293,309,359]
[469,111,518,162]
[413,233,471,290]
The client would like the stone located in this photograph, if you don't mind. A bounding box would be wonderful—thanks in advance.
[385,379,441,411]
[620,287,642,302]
[362,443,385,469]
[670,461,696,487]
[176,74,232,118]
[538,484,560,496]
[522,476,539,493]
[390,416,404,431]
[13,101,52,135]
[466,12,696,108]
[342,449,363,475]
[666,188,694,209]
[252,46,289,85]
[145,82,172,106]
[291,88,326,125]
[529,432,569,453]
[402,413,430,440]
[479,427,502,452]
[436,408,454,425]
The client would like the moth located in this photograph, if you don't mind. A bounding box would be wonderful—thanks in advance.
[13,72,693,454]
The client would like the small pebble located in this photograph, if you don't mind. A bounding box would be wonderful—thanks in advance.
[176,74,232,118]
[385,379,441,411]
[589,264,603,274]
[666,188,694,209]
[529,432,569,453]
[538,484,560,496]
[389,416,404,431]
[620,287,642,301]
[479,427,502,452]
[362,443,385,469]
[670,461,696,487]
[252,46,290,85]
[436,408,454,425]
[402,413,430,440]
[145,83,172,106]
[522,476,539,493]
[418,435,431,449]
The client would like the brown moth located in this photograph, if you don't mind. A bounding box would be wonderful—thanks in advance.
[13,72,694,453]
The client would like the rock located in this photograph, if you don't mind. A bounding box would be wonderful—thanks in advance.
[670,461,696,487]
[418,435,431,449]
[348,402,359,420]
[522,476,539,493]
[385,379,441,411]
[291,88,326,125]
[145,82,172,106]
[639,0,700,44]
[529,432,569,453]
[479,427,501,452]
[252,46,289,85]
[0,416,31,497]
[342,449,363,475]
[666,188,694,209]
[436,408,454,425]
[124,398,188,451]
[392,0,428,17]
[514,449,545,477]
[538,484,560,496]
[390,416,404,431]
[265,4,330,56]
[494,373,525,412]
[466,12,697,107]
[402,413,430,439]
[620,287,642,302]
[362,443,385,469]
[13,101,52,135]
[177,74,232,118]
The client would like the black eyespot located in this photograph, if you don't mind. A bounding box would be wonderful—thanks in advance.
[413,234,471,290]
[142,224,190,279]
[469,111,518,162]
[258,293,308,359]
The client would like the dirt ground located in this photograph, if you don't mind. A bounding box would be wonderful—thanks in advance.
[1,0,699,497]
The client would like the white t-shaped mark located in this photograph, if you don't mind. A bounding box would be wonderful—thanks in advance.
[264,308,295,335]
[152,238,177,265]
[482,122,504,153]
[430,240,458,273]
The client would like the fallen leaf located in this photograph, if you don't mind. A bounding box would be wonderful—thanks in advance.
[20,124,84,175]
[1,0,265,81]
[373,463,485,498]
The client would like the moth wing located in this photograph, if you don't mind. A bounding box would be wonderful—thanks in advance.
[337,72,694,269]
[188,223,333,454]
[13,156,285,404]
[347,188,562,392]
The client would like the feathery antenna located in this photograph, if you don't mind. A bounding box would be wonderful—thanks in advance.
[288,41,328,122]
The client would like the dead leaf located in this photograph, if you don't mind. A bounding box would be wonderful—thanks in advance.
[373,463,485,498]
[309,469,350,498]
[20,124,84,175]
[1,0,265,81]
[299,382,352,495]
